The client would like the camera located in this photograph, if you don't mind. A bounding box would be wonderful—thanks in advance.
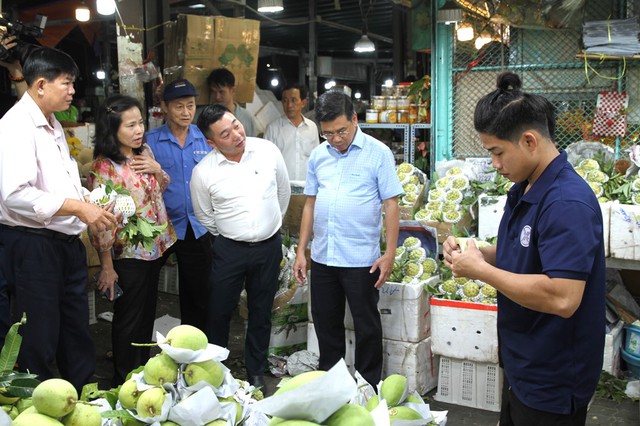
[0,14,47,65]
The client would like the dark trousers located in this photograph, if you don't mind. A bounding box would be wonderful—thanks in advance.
[499,376,588,426]
[161,223,213,330]
[0,230,10,348]
[310,260,382,387]
[206,233,281,377]
[1,228,95,393]
[111,257,163,386]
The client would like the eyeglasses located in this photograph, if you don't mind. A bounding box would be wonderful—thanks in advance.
[320,129,350,141]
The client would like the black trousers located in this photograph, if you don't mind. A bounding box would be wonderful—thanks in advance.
[161,223,213,330]
[499,376,588,426]
[0,229,10,348]
[111,257,163,386]
[1,227,95,393]
[206,233,281,377]
[310,261,382,387]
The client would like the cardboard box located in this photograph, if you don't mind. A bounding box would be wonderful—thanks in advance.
[420,210,476,244]
[400,184,426,220]
[609,202,640,260]
[477,194,506,240]
[430,298,498,363]
[306,323,438,394]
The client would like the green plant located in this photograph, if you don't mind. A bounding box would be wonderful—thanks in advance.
[595,371,629,402]
[407,75,431,109]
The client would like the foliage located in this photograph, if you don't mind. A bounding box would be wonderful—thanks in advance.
[0,314,40,400]
[414,141,429,174]
[595,371,629,402]
[407,75,431,109]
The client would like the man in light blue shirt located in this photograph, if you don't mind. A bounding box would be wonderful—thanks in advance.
[146,79,213,330]
[293,91,402,386]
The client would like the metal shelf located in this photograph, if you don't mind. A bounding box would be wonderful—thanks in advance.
[359,123,432,165]
[606,257,640,271]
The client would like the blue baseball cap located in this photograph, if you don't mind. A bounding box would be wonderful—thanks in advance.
[163,79,197,101]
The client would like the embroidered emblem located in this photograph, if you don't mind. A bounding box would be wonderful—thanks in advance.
[520,225,531,247]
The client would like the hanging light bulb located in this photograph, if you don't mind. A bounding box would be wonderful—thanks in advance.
[456,22,474,42]
[474,30,492,49]
[257,0,283,13]
[75,1,90,22]
[354,33,375,53]
[97,0,116,16]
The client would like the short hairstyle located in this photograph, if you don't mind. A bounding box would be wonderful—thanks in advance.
[474,71,555,143]
[207,68,235,89]
[22,47,79,87]
[93,95,144,164]
[197,103,232,138]
[315,91,354,123]
[282,83,308,101]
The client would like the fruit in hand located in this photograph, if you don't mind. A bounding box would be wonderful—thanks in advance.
[32,378,78,418]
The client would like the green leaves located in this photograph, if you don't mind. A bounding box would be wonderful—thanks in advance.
[119,215,168,252]
[0,313,26,373]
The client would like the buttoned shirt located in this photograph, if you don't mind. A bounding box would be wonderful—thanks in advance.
[264,115,320,181]
[190,137,290,242]
[304,127,402,267]
[146,124,212,239]
[0,93,88,235]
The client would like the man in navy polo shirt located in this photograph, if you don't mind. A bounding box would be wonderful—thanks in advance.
[147,79,213,330]
[443,71,605,425]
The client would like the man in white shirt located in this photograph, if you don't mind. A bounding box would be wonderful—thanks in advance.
[264,83,320,181]
[0,47,117,392]
[191,104,290,389]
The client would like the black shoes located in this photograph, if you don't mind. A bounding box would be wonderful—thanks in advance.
[248,375,265,389]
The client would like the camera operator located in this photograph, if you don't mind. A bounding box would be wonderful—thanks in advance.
[0,31,26,118]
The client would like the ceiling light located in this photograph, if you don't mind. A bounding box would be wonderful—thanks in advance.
[437,0,464,24]
[354,92,362,100]
[188,3,206,8]
[324,80,336,90]
[384,79,394,88]
[258,0,283,13]
[354,34,375,53]
[97,0,116,15]
[474,30,492,49]
[75,1,90,22]
[456,22,474,41]
[96,70,106,80]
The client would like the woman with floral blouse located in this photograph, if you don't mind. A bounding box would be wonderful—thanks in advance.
[88,94,177,386]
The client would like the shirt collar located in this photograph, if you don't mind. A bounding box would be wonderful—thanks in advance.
[324,125,365,155]
[23,92,54,130]
[214,137,256,165]
[521,150,566,204]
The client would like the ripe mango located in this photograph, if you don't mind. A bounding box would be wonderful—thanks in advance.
[274,370,326,395]
[380,374,408,406]
[325,403,374,426]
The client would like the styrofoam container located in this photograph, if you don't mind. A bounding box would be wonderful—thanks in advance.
[600,201,611,257]
[430,298,498,363]
[158,265,179,295]
[268,321,308,357]
[609,202,640,260]
[477,194,506,240]
[603,320,624,376]
[309,276,439,343]
[434,356,502,412]
[306,322,438,395]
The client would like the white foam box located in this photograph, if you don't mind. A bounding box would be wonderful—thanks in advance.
[609,201,640,260]
[600,201,611,257]
[434,356,502,412]
[603,320,624,376]
[430,298,498,363]
[306,322,439,395]
[477,194,506,240]
[158,264,179,295]
[268,321,308,357]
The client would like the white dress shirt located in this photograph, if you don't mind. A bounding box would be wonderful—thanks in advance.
[264,115,319,181]
[0,93,88,235]
[190,137,291,242]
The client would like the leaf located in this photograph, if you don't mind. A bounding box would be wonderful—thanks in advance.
[0,313,26,372]
[6,383,37,398]
[137,218,155,238]
[101,409,136,420]
[80,382,100,402]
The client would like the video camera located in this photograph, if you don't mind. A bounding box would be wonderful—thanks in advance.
[0,14,47,65]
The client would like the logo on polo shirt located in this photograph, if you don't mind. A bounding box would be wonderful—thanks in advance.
[520,225,531,247]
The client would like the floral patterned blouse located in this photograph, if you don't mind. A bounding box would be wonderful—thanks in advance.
[87,145,177,260]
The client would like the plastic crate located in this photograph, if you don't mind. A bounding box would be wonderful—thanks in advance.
[430,298,498,363]
[434,356,502,412]
[158,265,179,295]
[88,289,97,325]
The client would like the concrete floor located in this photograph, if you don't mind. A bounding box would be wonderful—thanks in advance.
[90,291,640,425]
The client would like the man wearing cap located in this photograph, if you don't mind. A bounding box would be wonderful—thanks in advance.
[146,79,213,330]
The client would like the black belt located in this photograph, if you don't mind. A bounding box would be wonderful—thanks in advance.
[0,224,80,243]
[224,232,279,247]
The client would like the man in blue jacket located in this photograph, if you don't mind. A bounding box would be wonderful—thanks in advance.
[147,79,213,330]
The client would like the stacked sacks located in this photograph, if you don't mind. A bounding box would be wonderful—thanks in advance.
[108,324,264,425]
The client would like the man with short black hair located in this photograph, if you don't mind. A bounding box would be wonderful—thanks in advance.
[203,68,257,137]
[264,83,319,181]
[0,47,117,391]
[191,104,290,388]
[147,79,213,331]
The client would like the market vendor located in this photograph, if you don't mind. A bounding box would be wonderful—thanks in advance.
[443,71,605,425]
